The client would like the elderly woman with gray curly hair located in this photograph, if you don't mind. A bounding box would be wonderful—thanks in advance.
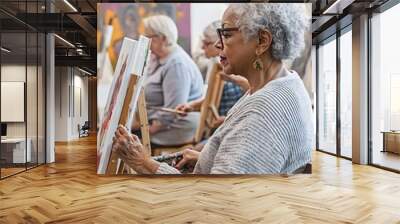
[113,3,313,174]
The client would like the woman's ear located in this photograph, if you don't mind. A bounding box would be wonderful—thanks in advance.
[256,29,272,56]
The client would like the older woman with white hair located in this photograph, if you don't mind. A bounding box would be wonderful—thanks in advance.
[114,3,313,174]
[136,15,204,146]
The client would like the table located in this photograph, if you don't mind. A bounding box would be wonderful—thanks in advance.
[0,138,32,164]
[381,131,400,154]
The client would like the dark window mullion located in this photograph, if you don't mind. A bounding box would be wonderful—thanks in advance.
[36,0,39,168]
[367,11,373,165]
[25,0,28,171]
[336,28,341,157]
[0,21,2,179]
[44,0,48,164]
[316,44,320,150]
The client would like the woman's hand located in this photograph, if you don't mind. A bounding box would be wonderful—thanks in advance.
[174,148,200,170]
[212,116,225,128]
[175,103,194,116]
[220,73,250,91]
[149,119,163,135]
[112,125,159,174]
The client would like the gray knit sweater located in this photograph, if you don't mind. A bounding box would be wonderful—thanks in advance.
[156,68,313,174]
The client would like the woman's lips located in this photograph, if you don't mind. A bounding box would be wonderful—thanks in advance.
[219,55,227,66]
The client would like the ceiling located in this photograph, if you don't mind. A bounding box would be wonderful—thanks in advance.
[0,0,394,75]
[0,0,96,74]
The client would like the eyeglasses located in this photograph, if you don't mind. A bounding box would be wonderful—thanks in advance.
[216,27,239,50]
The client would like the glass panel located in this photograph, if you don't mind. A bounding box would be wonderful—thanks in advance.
[371,3,400,171]
[312,45,317,150]
[27,31,38,169]
[340,29,352,158]
[1,32,27,177]
[26,0,39,169]
[0,0,46,178]
[318,37,337,154]
[38,32,45,165]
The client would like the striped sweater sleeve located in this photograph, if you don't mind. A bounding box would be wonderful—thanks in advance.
[155,162,181,174]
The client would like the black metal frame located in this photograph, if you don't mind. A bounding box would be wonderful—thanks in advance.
[217,27,239,50]
[315,22,353,162]
[336,21,341,157]
[315,44,319,151]
[0,16,2,179]
[0,0,47,180]
[315,32,338,156]
[25,1,28,172]
[367,10,373,166]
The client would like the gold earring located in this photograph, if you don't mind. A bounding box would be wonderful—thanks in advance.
[253,57,264,71]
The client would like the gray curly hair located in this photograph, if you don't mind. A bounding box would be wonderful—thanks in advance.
[229,3,310,60]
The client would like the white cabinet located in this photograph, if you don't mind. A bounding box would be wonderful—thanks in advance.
[1,138,32,163]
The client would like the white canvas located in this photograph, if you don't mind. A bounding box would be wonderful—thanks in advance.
[1,82,25,122]
[97,36,151,174]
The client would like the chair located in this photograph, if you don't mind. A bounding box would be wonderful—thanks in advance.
[78,121,90,138]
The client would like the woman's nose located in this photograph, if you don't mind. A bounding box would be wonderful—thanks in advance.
[214,39,222,50]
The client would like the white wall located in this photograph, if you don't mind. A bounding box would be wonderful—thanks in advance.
[55,67,89,141]
[72,73,89,138]
[55,66,68,141]
[190,3,228,56]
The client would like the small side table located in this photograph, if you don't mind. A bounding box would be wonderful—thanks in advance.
[1,138,32,164]
[381,131,400,154]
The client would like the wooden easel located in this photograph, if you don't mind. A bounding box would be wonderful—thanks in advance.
[194,63,225,143]
[105,75,151,175]
[97,36,151,175]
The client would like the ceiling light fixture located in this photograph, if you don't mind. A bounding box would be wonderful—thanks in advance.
[63,0,78,12]
[1,47,11,53]
[54,34,75,48]
[78,67,93,76]
[322,0,354,15]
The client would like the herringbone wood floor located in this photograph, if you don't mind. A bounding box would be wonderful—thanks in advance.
[1,135,400,223]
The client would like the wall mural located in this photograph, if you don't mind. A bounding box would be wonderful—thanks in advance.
[98,3,191,69]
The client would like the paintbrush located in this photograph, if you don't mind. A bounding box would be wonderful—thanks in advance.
[152,151,184,162]
[147,106,187,115]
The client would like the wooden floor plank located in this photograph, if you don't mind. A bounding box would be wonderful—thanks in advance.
[0,135,399,223]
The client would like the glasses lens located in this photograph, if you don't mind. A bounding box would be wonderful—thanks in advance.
[217,29,224,49]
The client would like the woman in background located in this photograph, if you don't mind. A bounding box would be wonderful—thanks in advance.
[176,20,247,127]
[135,15,204,146]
